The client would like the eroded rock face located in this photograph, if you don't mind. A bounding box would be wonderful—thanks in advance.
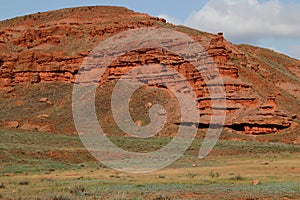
[4,121,19,128]
[0,6,161,87]
[0,6,298,135]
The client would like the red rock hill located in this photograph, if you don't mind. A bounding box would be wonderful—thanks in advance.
[0,6,299,143]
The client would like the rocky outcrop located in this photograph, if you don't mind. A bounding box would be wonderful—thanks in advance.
[0,6,298,136]
[0,6,161,88]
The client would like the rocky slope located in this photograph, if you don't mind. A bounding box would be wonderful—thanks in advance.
[0,6,299,143]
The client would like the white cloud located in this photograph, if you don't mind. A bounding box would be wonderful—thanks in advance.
[185,0,300,44]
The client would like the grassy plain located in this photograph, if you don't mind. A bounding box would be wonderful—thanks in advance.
[0,129,299,199]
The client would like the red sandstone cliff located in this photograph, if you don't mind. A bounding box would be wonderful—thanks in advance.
[0,6,299,143]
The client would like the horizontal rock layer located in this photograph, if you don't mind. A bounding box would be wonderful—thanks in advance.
[0,6,299,136]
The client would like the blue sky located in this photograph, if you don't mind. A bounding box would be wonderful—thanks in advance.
[0,0,208,21]
[0,0,299,59]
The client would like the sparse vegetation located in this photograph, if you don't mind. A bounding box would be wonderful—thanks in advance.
[230,174,244,181]
[69,185,86,196]
[52,194,71,200]
[0,129,299,199]
[158,175,166,179]
[231,57,238,62]
[19,180,30,185]
[187,171,197,178]
[209,170,220,178]
[152,194,172,200]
